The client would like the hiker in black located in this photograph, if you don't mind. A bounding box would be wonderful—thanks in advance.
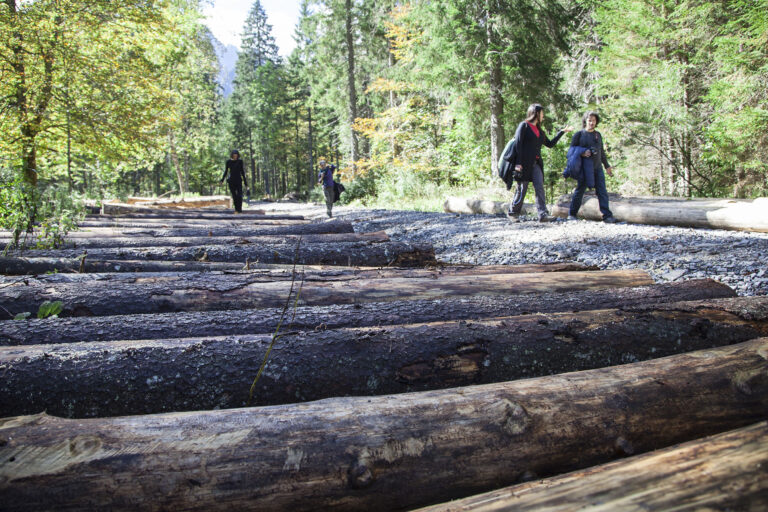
[221,150,248,213]
[568,111,617,223]
[508,104,573,222]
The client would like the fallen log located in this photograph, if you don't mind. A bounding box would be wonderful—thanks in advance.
[76,218,308,229]
[1,338,767,511]
[11,240,437,268]
[0,257,253,275]
[2,295,766,417]
[2,231,389,250]
[89,211,303,220]
[2,219,355,240]
[102,197,231,212]
[0,262,594,285]
[0,269,649,319]
[0,279,734,345]
[416,421,768,512]
[552,194,768,232]
[443,196,523,215]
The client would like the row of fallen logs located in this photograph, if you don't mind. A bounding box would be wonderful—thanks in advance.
[1,202,767,510]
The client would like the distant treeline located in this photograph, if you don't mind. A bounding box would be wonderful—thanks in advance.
[2,0,767,211]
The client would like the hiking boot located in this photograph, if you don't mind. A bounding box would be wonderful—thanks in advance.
[505,211,521,222]
[603,216,618,224]
[538,214,556,223]
[567,215,579,221]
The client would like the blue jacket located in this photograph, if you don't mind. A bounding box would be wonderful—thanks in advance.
[563,145,595,188]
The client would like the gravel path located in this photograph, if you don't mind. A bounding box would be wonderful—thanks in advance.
[255,201,768,297]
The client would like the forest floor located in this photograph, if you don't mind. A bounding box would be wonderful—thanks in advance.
[252,199,768,297]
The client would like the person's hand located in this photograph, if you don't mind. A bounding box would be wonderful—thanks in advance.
[606,167,613,177]
[582,150,592,158]
[562,125,574,133]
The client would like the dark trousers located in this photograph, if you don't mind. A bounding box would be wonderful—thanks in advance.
[569,166,613,219]
[511,164,548,217]
[228,181,243,212]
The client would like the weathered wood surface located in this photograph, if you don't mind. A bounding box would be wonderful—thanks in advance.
[2,296,766,417]
[553,194,768,232]
[0,279,735,346]
[102,196,231,212]
[10,240,437,268]
[76,218,308,229]
[1,219,355,240]
[2,231,389,250]
[0,262,594,285]
[1,338,767,511]
[416,421,768,512]
[0,257,255,275]
[89,211,304,220]
[443,196,535,215]
[0,269,650,319]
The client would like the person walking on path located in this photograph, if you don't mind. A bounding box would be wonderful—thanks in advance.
[221,150,248,213]
[317,159,336,218]
[568,112,617,223]
[508,104,573,222]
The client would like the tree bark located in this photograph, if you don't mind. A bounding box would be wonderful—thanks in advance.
[552,194,768,232]
[0,269,649,319]
[443,196,533,216]
[2,295,766,418]
[0,219,355,242]
[0,257,254,275]
[8,240,437,270]
[0,262,593,285]
[2,232,388,250]
[75,218,308,229]
[1,338,767,511]
[344,0,359,169]
[416,421,768,512]
[0,278,735,346]
[89,211,303,220]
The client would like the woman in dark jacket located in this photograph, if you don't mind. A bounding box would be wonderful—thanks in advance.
[508,103,572,222]
[568,111,617,223]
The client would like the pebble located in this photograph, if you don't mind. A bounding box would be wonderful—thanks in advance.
[258,203,768,297]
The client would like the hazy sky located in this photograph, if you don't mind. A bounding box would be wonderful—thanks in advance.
[202,0,301,56]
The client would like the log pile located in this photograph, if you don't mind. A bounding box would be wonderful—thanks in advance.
[1,202,766,510]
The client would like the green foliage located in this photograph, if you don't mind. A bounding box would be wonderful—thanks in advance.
[13,312,31,321]
[37,300,64,319]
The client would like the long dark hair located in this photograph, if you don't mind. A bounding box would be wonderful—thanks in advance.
[525,103,543,125]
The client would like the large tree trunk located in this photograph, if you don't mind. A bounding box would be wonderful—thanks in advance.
[0,257,256,275]
[485,0,504,178]
[443,196,532,215]
[344,0,359,169]
[417,421,768,512]
[552,194,768,232]
[5,219,354,240]
[1,338,767,511]
[8,240,437,269]
[75,219,308,229]
[0,279,733,346]
[1,231,388,250]
[0,269,649,319]
[0,262,593,285]
[2,296,766,418]
[88,212,303,220]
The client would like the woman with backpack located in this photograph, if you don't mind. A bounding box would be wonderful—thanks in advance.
[567,111,617,223]
[508,103,573,222]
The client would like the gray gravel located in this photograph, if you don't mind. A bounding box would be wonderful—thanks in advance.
[256,202,768,297]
